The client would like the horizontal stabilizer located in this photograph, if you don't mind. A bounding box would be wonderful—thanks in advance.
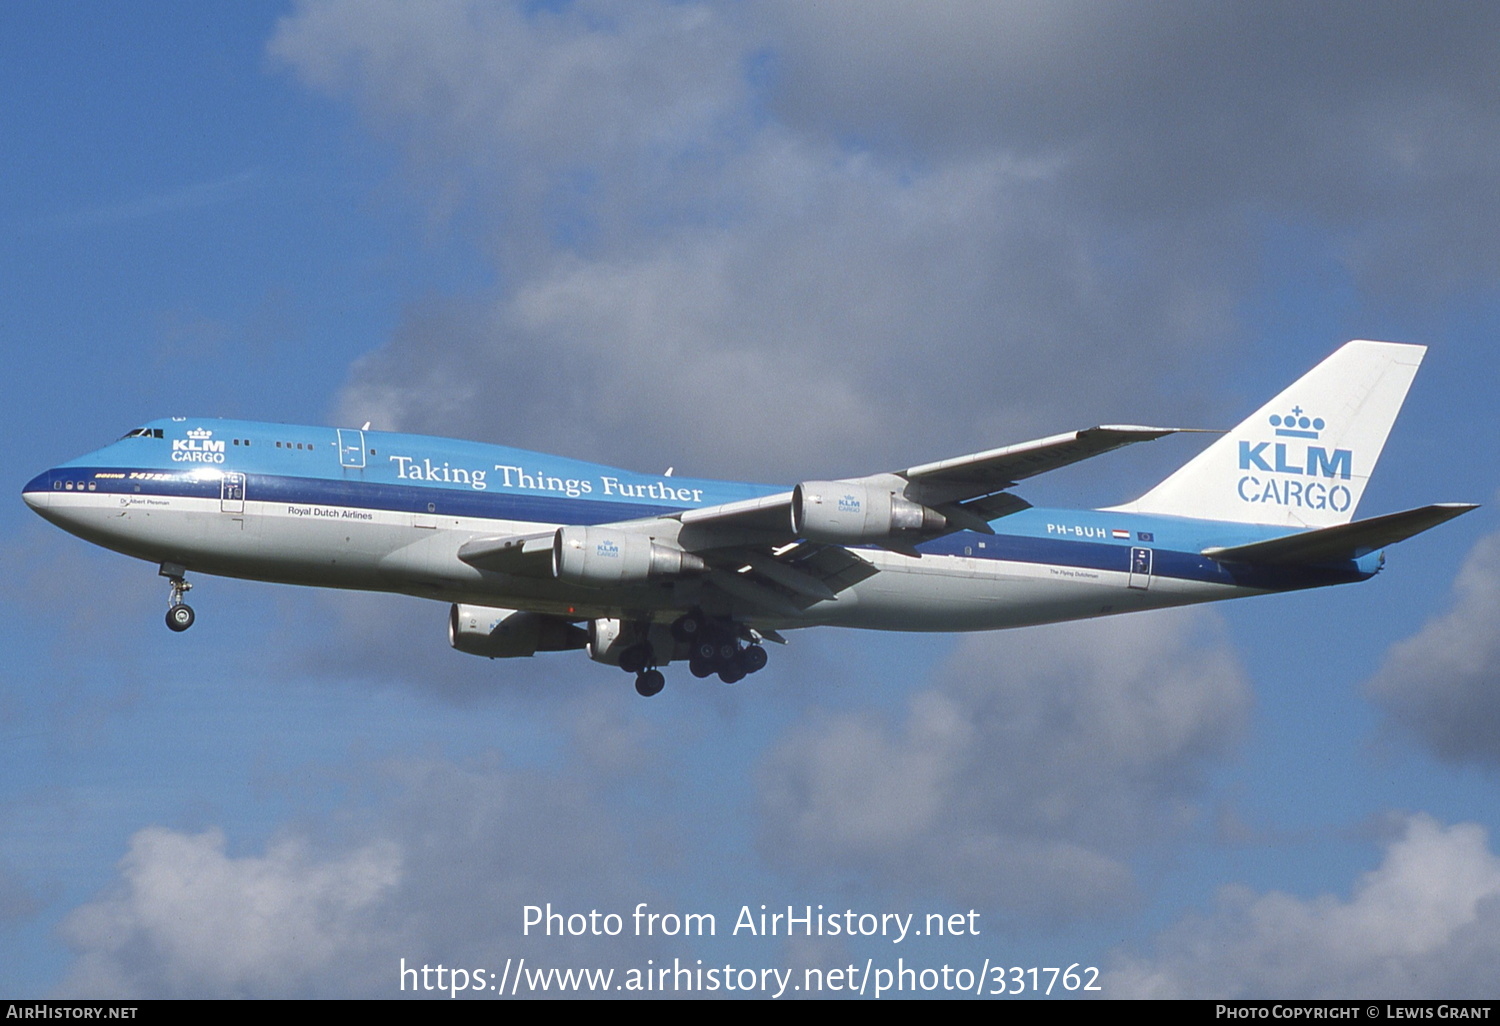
[1202,503,1478,566]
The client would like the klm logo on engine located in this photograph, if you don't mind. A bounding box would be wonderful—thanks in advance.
[838,494,862,515]
[595,539,620,558]
[1235,408,1353,511]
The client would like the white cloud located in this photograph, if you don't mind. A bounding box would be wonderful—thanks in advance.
[1111,814,1500,998]
[1366,531,1500,765]
[57,743,677,998]
[60,827,400,998]
[268,1,1500,487]
[757,610,1250,918]
[272,0,1253,483]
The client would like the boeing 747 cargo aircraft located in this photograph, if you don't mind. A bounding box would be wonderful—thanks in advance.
[22,340,1476,696]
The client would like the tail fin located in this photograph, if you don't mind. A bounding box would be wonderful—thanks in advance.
[1114,340,1426,528]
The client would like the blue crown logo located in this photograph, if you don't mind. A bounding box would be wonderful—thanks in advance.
[1269,406,1324,439]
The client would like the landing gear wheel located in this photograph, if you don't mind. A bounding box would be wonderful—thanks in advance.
[166,604,195,632]
[693,637,719,664]
[718,656,747,685]
[671,611,706,643]
[634,669,665,697]
[741,645,768,674]
[689,656,715,678]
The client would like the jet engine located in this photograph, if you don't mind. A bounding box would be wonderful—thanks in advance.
[791,481,946,543]
[552,526,707,586]
[449,604,587,659]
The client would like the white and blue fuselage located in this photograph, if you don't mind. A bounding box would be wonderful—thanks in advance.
[21,341,1472,694]
[22,416,1371,634]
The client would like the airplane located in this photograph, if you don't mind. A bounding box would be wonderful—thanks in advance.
[22,339,1477,697]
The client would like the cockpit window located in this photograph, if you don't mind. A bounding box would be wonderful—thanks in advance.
[119,428,163,439]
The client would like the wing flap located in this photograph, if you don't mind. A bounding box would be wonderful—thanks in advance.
[1202,503,1478,566]
[779,542,879,593]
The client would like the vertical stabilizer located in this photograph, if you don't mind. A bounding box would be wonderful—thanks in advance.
[1111,340,1425,528]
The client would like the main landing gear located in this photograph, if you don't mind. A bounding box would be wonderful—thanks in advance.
[160,562,195,632]
[687,636,767,684]
[615,611,771,698]
[678,611,769,687]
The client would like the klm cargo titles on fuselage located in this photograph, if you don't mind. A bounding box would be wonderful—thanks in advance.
[1236,410,1353,512]
[171,429,225,464]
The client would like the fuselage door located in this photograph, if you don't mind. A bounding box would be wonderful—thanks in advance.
[221,471,246,514]
[338,429,367,469]
[1127,546,1153,590]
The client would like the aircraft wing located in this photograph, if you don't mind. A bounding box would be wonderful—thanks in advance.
[457,426,1194,617]
[671,424,1195,541]
[654,426,1197,614]
[898,425,1196,503]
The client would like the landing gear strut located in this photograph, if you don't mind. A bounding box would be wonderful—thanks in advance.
[617,634,667,697]
[160,562,195,632]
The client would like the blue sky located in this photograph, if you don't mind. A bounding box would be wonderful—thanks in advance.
[4,0,1500,999]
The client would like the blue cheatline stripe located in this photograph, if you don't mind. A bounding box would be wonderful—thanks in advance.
[44,466,1372,592]
[48,466,687,524]
[915,532,1369,590]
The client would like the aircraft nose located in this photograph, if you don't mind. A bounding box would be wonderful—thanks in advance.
[21,470,51,511]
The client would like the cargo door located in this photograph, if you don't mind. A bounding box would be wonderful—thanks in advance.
[1127,546,1153,590]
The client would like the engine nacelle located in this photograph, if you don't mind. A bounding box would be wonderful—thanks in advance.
[552,526,706,586]
[449,604,587,659]
[587,618,679,666]
[791,481,946,543]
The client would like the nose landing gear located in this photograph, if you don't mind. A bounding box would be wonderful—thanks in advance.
[160,562,195,632]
